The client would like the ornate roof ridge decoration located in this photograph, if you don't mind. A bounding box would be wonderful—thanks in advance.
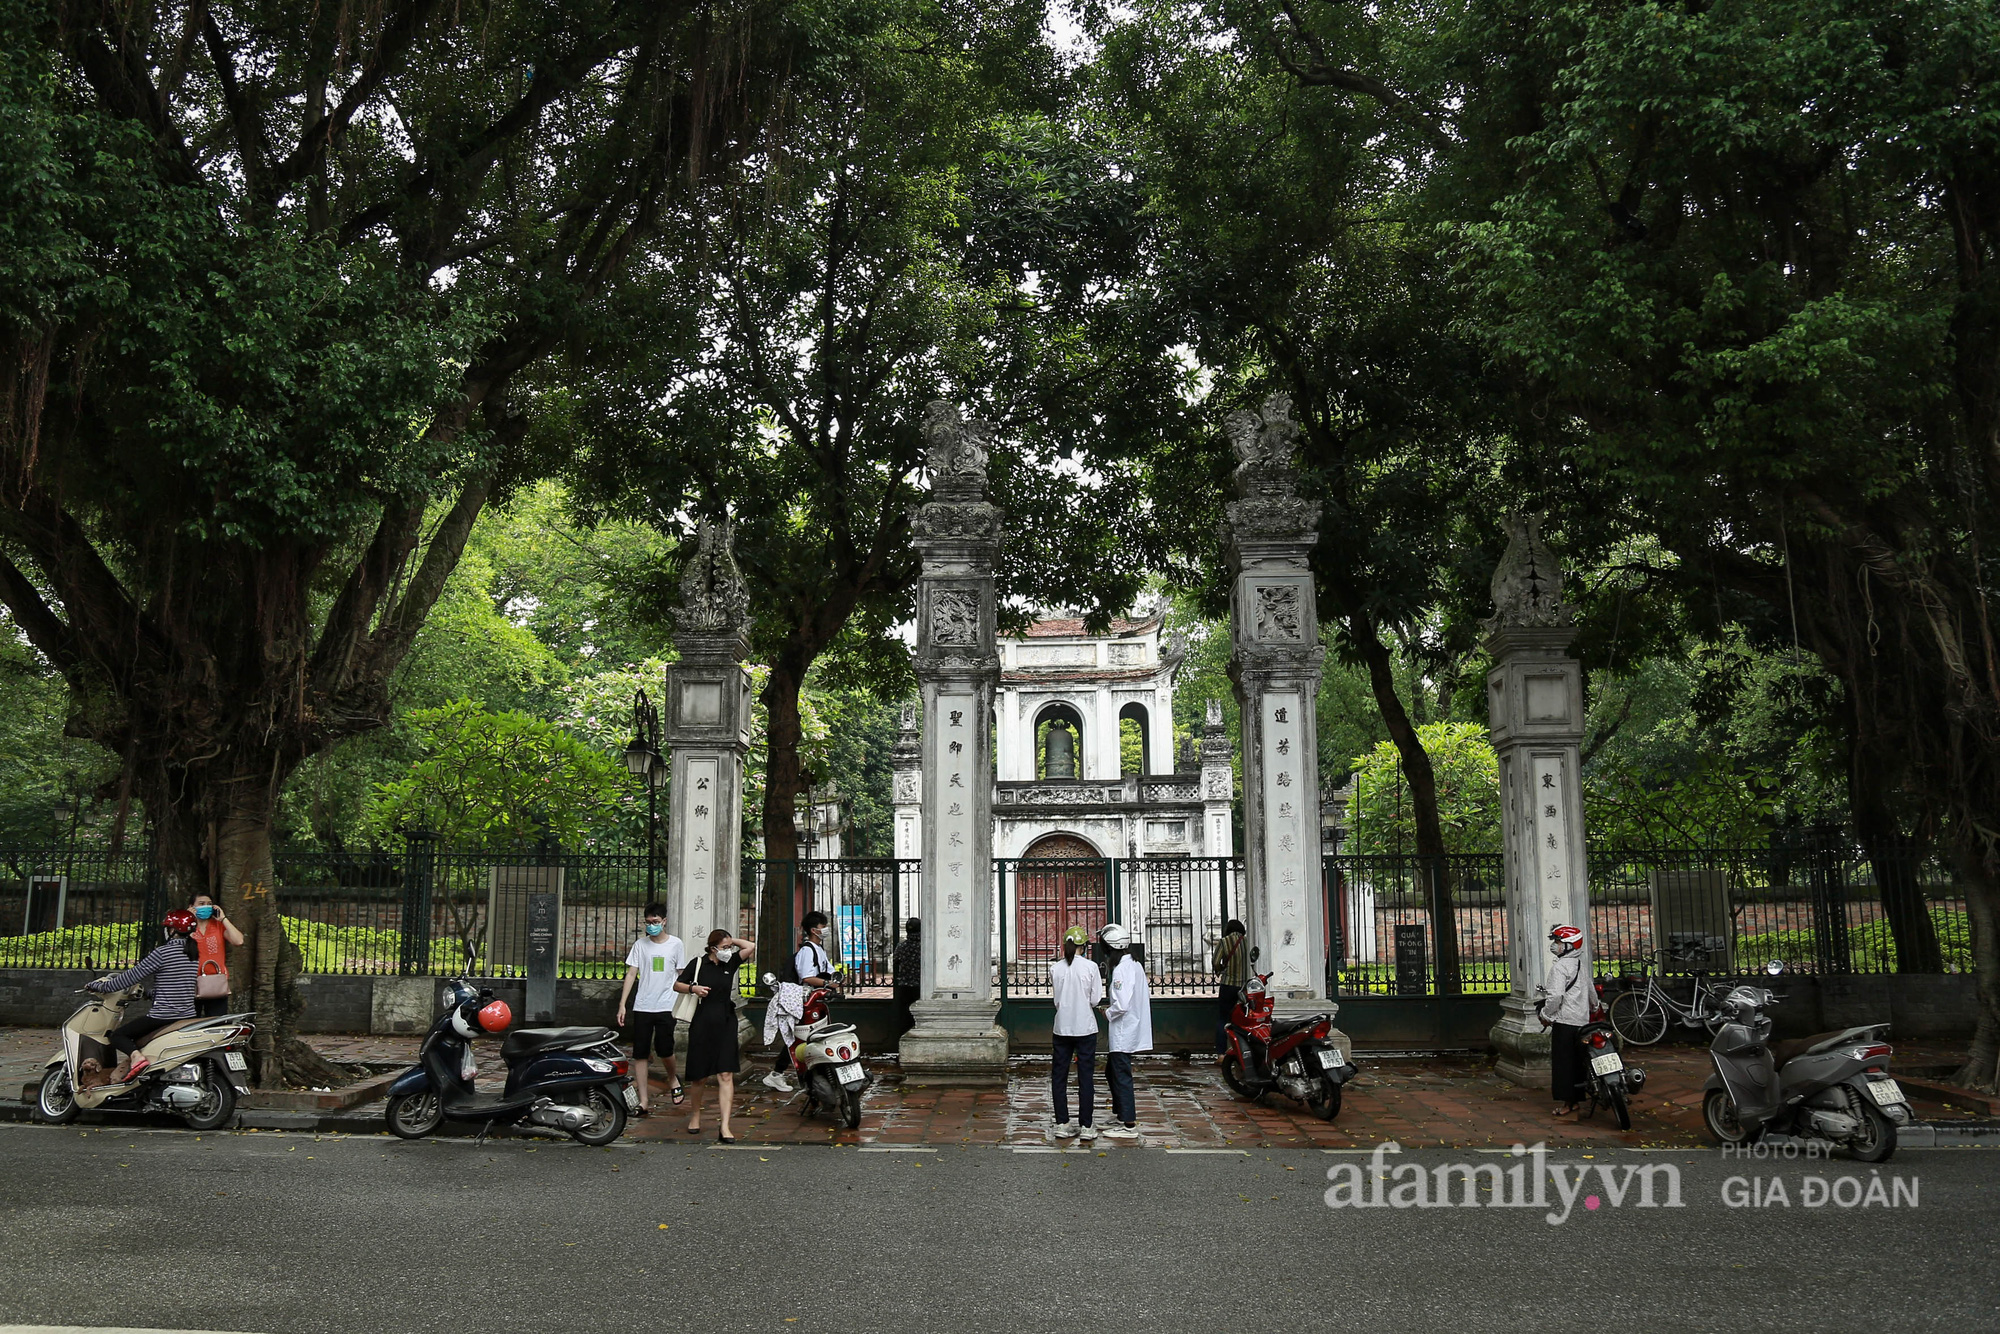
[674,516,751,635]
[1223,392,1319,543]
[1482,511,1574,632]
[910,400,1002,542]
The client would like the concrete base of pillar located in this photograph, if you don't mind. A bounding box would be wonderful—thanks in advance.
[898,998,1009,1079]
[1490,993,1552,1088]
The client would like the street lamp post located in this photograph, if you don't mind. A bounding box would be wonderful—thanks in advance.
[623,689,668,897]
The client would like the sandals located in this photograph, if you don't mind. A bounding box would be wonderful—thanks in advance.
[671,1083,686,1107]
[633,1105,652,1119]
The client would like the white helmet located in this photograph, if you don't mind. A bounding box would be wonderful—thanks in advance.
[1101,923,1131,951]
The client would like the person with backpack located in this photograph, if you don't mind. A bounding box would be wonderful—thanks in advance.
[764,911,835,1093]
[1211,918,1250,1057]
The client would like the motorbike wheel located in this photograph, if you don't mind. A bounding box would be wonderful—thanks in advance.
[566,1085,628,1146]
[1307,1076,1343,1121]
[1847,1102,1897,1164]
[36,1068,79,1125]
[1606,1082,1632,1132]
[1609,991,1668,1046]
[1702,1089,1751,1146]
[181,1064,237,1132]
[1220,1054,1259,1102]
[385,1091,443,1140]
[841,1086,863,1130]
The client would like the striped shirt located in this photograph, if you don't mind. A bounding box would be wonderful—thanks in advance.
[97,941,199,1019]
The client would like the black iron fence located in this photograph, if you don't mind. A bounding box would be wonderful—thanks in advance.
[0,838,1972,995]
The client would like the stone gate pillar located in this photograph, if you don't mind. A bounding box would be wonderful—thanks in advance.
[1483,515,1591,1086]
[1223,394,1335,1022]
[891,702,922,928]
[898,403,1009,1076]
[1199,700,1234,862]
[663,519,754,968]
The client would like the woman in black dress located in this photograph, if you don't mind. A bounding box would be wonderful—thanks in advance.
[676,927,757,1142]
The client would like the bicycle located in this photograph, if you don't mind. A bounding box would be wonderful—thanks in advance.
[1606,944,1731,1046]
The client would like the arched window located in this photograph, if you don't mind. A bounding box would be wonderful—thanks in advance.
[1033,702,1086,780]
[1118,702,1151,776]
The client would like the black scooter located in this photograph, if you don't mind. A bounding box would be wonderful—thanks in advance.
[1701,963,1914,1162]
[384,979,633,1145]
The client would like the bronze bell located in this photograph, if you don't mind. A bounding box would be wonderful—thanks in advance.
[1044,721,1077,780]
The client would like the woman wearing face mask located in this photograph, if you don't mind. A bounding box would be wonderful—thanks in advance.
[1536,924,1590,1118]
[616,902,686,1117]
[188,894,244,1018]
[675,927,757,1142]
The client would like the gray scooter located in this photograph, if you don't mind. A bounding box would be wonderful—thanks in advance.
[1701,962,1914,1162]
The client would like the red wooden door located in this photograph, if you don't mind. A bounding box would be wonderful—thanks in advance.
[1016,834,1108,964]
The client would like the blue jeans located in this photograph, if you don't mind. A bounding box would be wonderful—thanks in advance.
[1051,1032,1096,1127]
[1106,1050,1135,1126]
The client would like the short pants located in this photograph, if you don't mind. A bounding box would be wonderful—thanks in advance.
[628,1009,676,1060]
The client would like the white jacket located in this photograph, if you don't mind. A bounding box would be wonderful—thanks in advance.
[1538,951,1590,1026]
[1049,956,1103,1037]
[1107,956,1153,1053]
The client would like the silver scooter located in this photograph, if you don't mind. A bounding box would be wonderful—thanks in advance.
[763,972,866,1129]
[1701,962,1914,1161]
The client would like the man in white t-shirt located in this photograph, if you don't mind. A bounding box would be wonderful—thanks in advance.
[767,910,836,1093]
[617,902,686,1116]
[1049,925,1104,1141]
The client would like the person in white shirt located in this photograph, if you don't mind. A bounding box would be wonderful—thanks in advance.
[766,910,836,1093]
[1101,923,1152,1139]
[616,902,687,1116]
[1049,925,1104,1141]
[1536,923,1590,1118]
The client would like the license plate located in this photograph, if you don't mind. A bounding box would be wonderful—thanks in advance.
[1867,1078,1907,1106]
[223,1051,247,1072]
[1590,1051,1625,1076]
[836,1062,865,1087]
[623,1086,641,1112]
[1317,1048,1344,1070]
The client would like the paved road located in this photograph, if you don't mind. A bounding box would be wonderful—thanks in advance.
[0,1123,1994,1333]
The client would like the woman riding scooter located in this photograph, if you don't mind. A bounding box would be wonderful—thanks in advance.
[84,909,200,1086]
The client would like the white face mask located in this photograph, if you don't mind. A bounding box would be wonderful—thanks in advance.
[714,946,737,962]
[1549,940,1567,957]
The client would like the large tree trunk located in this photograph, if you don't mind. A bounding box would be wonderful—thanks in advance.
[1951,842,2000,1092]
[757,654,814,979]
[1343,605,1462,992]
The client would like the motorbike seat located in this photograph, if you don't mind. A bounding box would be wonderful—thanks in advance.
[1767,1031,1850,1069]
[500,1026,617,1063]
[1270,1014,1329,1039]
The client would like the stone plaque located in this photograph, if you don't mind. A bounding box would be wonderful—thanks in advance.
[1525,675,1569,723]
[680,681,723,725]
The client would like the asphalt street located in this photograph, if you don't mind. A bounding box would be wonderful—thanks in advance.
[0,1123,1993,1333]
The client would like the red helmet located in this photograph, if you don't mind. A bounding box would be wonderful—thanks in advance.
[163,909,197,937]
[1549,924,1584,951]
[477,999,513,1033]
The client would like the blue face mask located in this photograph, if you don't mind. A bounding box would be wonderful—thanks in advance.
[195,905,216,920]
[645,922,664,937]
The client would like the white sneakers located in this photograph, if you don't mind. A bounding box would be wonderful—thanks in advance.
[1053,1120,1079,1139]
[762,1072,797,1093]
[1079,1124,1100,1142]
[1101,1123,1139,1140]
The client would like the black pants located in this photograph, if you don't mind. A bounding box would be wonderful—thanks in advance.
[108,1012,174,1058]
[893,985,920,1037]
[1051,1032,1097,1127]
[196,996,230,1018]
[1550,1021,1587,1103]
[1216,986,1241,1053]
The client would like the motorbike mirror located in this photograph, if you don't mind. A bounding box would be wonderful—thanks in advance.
[1764,959,1785,976]
[762,972,778,986]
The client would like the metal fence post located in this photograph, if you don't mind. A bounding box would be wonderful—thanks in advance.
[1809,825,1851,975]
[139,828,165,956]
[400,831,436,976]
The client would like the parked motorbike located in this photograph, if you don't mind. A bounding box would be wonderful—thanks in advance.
[1221,971,1354,1119]
[1575,1016,1646,1130]
[383,979,633,1145]
[1701,962,1912,1162]
[36,985,253,1131]
[764,973,866,1129]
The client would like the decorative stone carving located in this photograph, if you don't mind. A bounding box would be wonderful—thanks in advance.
[1482,512,1573,631]
[1223,393,1320,542]
[893,771,920,802]
[909,502,1002,540]
[1009,784,1107,806]
[923,400,993,486]
[1253,585,1304,642]
[931,589,981,646]
[674,517,751,634]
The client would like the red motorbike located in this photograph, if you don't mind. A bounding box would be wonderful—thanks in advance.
[1222,971,1354,1119]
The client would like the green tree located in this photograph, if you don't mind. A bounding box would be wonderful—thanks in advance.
[0,0,806,1082]
[1347,723,1500,857]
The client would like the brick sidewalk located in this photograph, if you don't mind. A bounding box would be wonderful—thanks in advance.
[6,1025,1977,1150]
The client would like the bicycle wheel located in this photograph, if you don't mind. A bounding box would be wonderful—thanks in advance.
[1609,990,1668,1046]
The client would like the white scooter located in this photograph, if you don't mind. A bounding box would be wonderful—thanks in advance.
[37,984,255,1130]
[763,973,866,1129]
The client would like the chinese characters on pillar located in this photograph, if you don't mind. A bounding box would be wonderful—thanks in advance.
[1261,692,1309,985]
[1531,756,1570,918]
[931,694,978,990]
